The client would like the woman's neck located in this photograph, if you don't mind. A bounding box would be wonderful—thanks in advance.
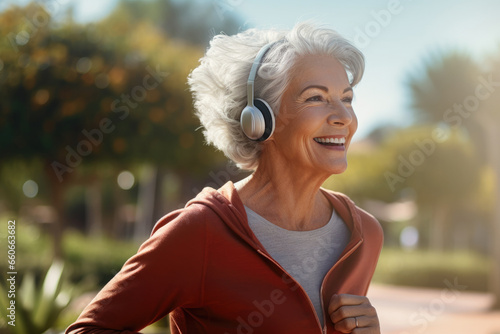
[235,153,333,231]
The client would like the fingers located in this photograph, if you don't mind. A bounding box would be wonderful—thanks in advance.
[328,294,380,334]
[328,294,371,318]
[333,315,375,333]
[329,303,376,325]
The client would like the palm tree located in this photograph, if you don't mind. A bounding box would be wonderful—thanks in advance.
[408,51,500,309]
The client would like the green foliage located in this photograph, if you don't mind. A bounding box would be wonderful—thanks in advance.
[0,2,227,179]
[373,248,490,292]
[11,222,138,288]
[0,261,74,334]
[63,229,139,286]
[324,124,484,206]
[387,126,482,204]
[324,124,489,251]
[0,1,229,258]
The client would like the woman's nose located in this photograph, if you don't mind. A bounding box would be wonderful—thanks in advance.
[326,102,353,127]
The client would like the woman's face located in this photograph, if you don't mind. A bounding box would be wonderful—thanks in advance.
[269,54,358,175]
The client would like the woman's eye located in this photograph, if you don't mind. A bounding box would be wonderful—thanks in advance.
[306,95,323,102]
[342,97,353,104]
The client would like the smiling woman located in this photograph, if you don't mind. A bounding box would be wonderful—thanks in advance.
[66,22,384,334]
[271,54,357,177]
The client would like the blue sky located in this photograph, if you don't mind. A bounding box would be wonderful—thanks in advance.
[3,0,500,139]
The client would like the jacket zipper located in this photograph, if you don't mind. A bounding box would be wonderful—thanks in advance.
[257,249,324,333]
[257,236,363,334]
[319,239,363,333]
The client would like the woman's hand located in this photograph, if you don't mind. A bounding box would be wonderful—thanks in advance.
[328,294,380,333]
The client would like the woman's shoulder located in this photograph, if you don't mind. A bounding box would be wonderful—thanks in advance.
[151,184,245,241]
[320,188,383,234]
[151,201,222,237]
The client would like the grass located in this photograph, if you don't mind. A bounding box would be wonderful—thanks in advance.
[373,247,491,292]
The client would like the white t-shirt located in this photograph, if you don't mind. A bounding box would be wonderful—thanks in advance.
[245,206,351,327]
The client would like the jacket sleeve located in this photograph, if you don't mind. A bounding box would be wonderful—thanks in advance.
[65,205,209,334]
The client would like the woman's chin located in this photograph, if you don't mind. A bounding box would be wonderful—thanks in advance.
[316,160,348,176]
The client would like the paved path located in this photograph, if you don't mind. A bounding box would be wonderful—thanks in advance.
[368,284,500,334]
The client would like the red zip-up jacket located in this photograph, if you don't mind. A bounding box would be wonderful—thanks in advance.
[66,181,383,334]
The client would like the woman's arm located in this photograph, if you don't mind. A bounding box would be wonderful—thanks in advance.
[66,207,208,333]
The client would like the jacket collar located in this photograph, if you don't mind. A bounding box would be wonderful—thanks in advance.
[187,181,364,253]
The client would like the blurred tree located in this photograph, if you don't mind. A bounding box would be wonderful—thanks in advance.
[0,2,229,258]
[407,51,500,308]
[106,0,243,46]
[482,49,500,309]
[388,126,483,249]
[325,124,484,249]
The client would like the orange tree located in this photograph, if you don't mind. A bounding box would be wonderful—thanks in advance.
[0,2,228,258]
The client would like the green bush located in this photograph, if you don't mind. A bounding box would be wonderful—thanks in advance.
[0,261,73,334]
[12,223,139,290]
[372,248,490,292]
[3,223,140,332]
[63,230,140,287]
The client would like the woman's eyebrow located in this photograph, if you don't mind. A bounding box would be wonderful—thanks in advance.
[300,85,328,95]
[300,85,353,95]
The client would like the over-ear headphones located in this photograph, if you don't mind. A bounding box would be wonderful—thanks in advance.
[240,42,276,141]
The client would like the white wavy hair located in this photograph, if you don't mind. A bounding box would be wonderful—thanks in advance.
[188,22,365,170]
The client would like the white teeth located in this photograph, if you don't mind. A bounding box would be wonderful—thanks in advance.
[314,137,346,144]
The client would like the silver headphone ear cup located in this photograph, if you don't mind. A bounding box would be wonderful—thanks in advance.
[254,98,275,141]
[240,105,265,140]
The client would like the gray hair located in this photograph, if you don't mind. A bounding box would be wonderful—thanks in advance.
[188,22,365,170]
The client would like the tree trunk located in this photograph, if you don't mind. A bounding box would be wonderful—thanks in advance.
[429,204,448,251]
[44,161,66,260]
[134,165,158,243]
[86,178,103,237]
[486,124,500,309]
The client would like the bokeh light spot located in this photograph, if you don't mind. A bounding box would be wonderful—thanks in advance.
[16,31,30,45]
[95,73,110,89]
[117,171,135,190]
[34,89,50,105]
[23,180,39,198]
[76,57,92,74]
[400,226,419,249]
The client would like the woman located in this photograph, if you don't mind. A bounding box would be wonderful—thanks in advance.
[67,22,383,334]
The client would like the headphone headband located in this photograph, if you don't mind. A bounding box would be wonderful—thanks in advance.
[246,42,276,107]
[240,41,280,141]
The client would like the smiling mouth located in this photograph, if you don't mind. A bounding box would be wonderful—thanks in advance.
[313,137,346,147]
